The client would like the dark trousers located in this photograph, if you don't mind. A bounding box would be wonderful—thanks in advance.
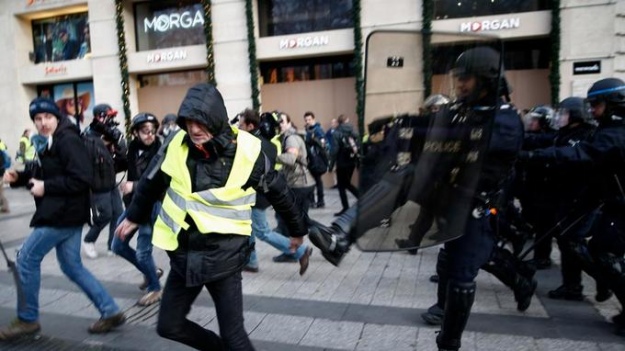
[309,173,325,205]
[444,215,496,283]
[277,186,314,237]
[84,189,124,250]
[157,268,254,351]
[336,165,359,210]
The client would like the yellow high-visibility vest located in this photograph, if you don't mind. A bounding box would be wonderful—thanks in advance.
[270,135,282,170]
[20,136,35,161]
[152,127,261,251]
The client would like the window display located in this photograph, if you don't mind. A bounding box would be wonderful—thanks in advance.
[32,12,90,64]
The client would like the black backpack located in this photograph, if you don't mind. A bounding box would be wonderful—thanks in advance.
[306,137,329,176]
[81,133,116,193]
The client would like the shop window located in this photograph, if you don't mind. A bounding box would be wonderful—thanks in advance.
[37,81,95,128]
[430,38,550,74]
[260,55,355,84]
[434,0,551,20]
[32,12,90,64]
[258,0,353,37]
[139,70,209,87]
[135,0,206,51]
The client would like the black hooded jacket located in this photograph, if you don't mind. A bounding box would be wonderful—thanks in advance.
[126,84,305,237]
[14,117,92,227]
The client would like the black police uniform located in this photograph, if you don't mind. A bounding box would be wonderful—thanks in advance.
[527,78,625,336]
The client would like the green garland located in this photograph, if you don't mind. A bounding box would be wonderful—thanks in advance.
[549,0,561,105]
[245,0,260,110]
[422,0,433,98]
[114,0,131,136]
[352,0,364,134]
[201,0,216,85]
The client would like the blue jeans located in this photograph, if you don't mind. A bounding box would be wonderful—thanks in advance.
[112,203,162,292]
[248,207,307,267]
[17,226,120,323]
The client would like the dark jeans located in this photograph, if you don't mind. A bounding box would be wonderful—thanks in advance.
[277,186,314,237]
[336,165,359,210]
[157,268,254,351]
[309,173,325,205]
[84,189,124,250]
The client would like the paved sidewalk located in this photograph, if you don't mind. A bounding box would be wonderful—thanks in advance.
[0,187,623,350]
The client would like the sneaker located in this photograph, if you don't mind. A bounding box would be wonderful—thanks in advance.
[137,291,162,307]
[0,319,41,340]
[299,247,313,276]
[139,268,164,291]
[243,265,259,273]
[421,304,444,326]
[548,285,584,301]
[83,242,98,259]
[88,312,126,334]
[272,253,297,263]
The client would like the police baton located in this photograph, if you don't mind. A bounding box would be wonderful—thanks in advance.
[518,202,604,261]
[0,240,25,309]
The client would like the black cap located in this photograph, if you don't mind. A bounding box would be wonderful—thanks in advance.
[93,103,118,118]
[29,97,62,120]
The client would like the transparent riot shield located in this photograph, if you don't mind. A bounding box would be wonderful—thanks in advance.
[355,30,504,252]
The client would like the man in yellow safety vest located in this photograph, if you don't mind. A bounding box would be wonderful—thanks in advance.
[115,84,307,351]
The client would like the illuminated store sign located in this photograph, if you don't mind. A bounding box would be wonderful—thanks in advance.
[144,10,204,33]
[460,18,520,32]
[279,36,329,50]
[147,50,188,63]
[44,65,67,76]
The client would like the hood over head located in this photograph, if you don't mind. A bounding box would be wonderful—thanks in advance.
[177,83,229,136]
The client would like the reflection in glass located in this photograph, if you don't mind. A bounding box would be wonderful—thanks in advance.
[32,13,90,64]
[258,0,353,37]
[260,55,355,84]
[433,0,551,20]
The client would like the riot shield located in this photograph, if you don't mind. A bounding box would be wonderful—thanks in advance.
[355,30,504,252]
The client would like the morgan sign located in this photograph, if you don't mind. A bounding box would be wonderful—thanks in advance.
[460,18,520,32]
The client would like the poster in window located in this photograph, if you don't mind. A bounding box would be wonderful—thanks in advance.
[32,13,90,64]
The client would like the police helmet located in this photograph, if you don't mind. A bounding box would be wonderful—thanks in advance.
[556,97,591,127]
[452,46,510,101]
[130,113,159,132]
[259,111,281,140]
[423,94,451,112]
[527,105,554,129]
[586,78,625,117]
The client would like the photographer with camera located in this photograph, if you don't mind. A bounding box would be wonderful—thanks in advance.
[82,103,128,259]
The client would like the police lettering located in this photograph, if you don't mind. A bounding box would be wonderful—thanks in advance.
[423,141,462,153]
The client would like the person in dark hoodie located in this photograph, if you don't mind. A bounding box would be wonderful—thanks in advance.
[115,84,308,351]
[112,112,164,307]
[0,97,125,341]
[329,114,360,216]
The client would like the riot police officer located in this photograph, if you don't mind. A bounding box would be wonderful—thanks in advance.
[310,46,525,350]
[524,78,625,336]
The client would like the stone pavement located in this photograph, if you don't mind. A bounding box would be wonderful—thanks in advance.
[0,186,623,350]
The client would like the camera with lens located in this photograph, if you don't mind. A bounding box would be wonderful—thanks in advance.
[103,119,122,144]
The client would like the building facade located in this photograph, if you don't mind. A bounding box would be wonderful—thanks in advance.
[0,0,623,153]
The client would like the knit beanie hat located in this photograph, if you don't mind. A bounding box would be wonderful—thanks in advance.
[29,97,62,120]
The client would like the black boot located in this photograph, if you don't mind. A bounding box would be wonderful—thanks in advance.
[436,281,476,351]
[548,284,584,301]
[482,247,536,312]
[422,249,448,326]
[308,221,352,266]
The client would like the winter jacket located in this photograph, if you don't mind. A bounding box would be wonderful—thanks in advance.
[278,127,314,188]
[123,137,162,206]
[330,123,360,169]
[14,117,92,227]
